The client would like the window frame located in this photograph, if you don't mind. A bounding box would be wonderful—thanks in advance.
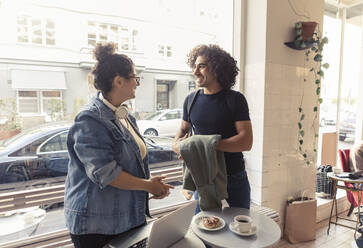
[17,90,40,114]
[87,21,139,52]
[17,90,63,116]
[37,130,69,155]
[157,44,173,58]
[3,2,243,242]
[156,81,170,110]
[16,15,56,46]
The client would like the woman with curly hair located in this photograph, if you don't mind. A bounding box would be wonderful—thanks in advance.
[64,42,173,248]
[173,44,253,212]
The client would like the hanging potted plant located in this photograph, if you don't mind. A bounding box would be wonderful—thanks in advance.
[299,21,318,41]
[285,21,319,50]
[285,21,329,165]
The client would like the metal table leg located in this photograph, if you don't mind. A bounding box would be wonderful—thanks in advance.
[355,183,363,239]
[327,180,337,235]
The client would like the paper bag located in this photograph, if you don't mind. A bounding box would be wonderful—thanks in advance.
[284,197,317,243]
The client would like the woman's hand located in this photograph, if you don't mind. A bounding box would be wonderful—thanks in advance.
[147,176,174,199]
[110,172,173,199]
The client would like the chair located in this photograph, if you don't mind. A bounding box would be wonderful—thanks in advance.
[338,149,363,216]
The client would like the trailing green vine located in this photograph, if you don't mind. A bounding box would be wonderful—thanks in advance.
[294,22,329,166]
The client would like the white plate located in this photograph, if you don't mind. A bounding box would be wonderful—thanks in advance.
[17,206,39,214]
[0,210,17,217]
[194,215,226,231]
[229,222,257,236]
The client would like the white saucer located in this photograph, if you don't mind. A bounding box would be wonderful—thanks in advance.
[194,215,226,231]
[0,210,17,217]
[229,222,257,236]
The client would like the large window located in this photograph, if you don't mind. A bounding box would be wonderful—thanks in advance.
[87,21,139,51]
[0,0,234,245]
[158,44,172,57]
[318,14,362,165]
[18,90,38,113]
[17,90,63,117]
[17,15,55,45]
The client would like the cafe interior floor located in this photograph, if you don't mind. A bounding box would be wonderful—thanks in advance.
[277,209,358,248]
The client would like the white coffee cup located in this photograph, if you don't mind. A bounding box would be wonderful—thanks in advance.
[233,215,253,233]
[23,212,35,224]
[333,167,342,174]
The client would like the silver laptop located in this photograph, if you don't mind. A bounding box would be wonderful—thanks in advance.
[105,200,197,248]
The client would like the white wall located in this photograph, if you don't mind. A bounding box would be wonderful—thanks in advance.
[357,15,363,141]
[244,0,325,223]
[243,0,267,205]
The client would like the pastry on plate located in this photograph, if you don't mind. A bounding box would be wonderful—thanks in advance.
[202,216,222,229]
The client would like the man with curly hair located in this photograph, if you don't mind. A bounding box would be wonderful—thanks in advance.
[173,44,253,211]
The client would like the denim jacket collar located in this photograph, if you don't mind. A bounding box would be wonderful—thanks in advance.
[94,92,118,121]
[92,93,147,176]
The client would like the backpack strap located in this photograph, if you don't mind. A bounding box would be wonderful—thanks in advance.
[186,89,202,135]
[225,89,238,120]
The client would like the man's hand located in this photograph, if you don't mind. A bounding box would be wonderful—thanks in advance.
[172,132,189,158]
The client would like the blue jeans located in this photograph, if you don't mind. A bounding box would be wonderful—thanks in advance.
[194,170,251,214]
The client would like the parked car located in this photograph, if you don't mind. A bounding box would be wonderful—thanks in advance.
[137,109,182,137]
[0,122,180,187]
[339,111,356,142]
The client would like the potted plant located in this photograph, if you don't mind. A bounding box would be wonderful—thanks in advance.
[286,21,329,165]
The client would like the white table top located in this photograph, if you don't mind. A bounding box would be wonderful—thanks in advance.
[170,229,205,248]
[328,172,363,184]
[0,207,46,236]
[191,207,281,248]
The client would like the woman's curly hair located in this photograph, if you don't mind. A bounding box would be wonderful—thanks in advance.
[187,44,239,90]
[92,42,134,95]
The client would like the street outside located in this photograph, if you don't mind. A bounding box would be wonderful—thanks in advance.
[319,125,355,149]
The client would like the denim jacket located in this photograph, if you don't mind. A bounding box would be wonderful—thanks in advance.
[64,96,150,235]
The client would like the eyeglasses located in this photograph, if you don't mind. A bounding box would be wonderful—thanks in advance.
[128,76,141,85]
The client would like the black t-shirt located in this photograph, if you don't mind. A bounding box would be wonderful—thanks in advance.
[182,89,250,174]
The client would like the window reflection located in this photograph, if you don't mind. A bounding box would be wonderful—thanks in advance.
[318,15,362,166]
[0,0,234,244]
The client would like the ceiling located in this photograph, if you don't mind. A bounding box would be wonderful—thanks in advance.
[325,0,363,25]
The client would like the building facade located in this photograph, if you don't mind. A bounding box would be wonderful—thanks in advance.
[0,0,232,129]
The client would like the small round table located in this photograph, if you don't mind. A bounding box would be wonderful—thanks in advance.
[170,229,206,248]
[0,207,46,237]
[191,207,281,248]
[327,172,363,238]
